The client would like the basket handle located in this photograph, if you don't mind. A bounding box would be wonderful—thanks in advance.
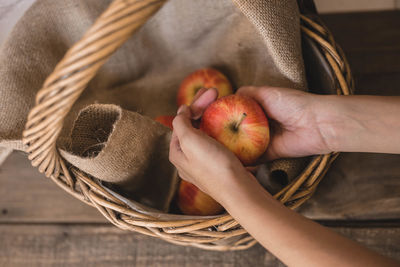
[22,0,167,178]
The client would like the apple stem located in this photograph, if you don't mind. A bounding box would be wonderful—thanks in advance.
[234,113,247,130]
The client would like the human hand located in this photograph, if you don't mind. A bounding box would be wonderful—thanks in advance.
[237,86,331,160]
[169,89,253,203]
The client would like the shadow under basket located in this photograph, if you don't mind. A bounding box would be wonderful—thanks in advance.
[22,0,354,251]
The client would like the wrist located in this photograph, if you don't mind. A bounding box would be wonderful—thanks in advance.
[218,169,272,210]
[315,95,400,154]
[312,95,348,152]
[313,94,379,153]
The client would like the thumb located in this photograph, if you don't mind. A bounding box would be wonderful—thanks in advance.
[237,86,283,121]
[190,88,218,120]
[236,86,269,105]
[173,105,197,149]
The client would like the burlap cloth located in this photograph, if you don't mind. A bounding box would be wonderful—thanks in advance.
[0,0,307,212]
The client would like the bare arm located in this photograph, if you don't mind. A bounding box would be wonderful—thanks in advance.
[169,87,400,267]
[220,172,397,267]
[316,95,400,154]
[235,86,400,160]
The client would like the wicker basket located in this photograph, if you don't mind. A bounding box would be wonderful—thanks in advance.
[22,0,354,251]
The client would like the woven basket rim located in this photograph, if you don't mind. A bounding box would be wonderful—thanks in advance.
[22,0,354,251]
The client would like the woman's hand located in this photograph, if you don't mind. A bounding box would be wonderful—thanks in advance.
[169,89,252,203]
[237,86,331,160]
[169,87,400,267]
[169,86,328,201]
[238,86,400,157]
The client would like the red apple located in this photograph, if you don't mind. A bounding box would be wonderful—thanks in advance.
[200,94,270,165]
[178,180,223,216]
[177,68,233,106]
[154,115,174,129]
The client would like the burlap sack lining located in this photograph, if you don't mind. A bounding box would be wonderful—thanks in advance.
[62,104,178,212]
[0,0,309,213]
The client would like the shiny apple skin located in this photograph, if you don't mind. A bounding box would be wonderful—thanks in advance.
[155,115,174,129]
[200,94,270,165]
[177,68,233,106]
[178,180,224,216]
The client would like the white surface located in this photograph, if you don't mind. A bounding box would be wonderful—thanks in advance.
[0,0,36,45]
[315,0,396,13]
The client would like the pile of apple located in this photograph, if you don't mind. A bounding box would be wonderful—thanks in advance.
[155,68,270,216]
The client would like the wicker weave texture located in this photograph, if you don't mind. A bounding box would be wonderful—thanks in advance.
[22,0,354,251]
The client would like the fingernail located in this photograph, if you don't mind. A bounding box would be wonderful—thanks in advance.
[191,89,218,120]
[177,104,188,115]
[194,88,218,104]
[191,93,209,119]
[192,111,201,120]
[193,87,207,100]
[196,89,211,102]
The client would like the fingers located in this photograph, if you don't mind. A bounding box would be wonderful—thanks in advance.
[192,87,208,103]
[191,88,218,119]
[173,105,199,151]
[169,131,187,165]
[236,86,270,110]
[237,86,284,122]
[236,86,264,99]
[252,120,283,163]
[173,105,192,135]
[177,104,191,116]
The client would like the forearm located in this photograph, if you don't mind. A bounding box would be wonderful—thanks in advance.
[316,95,400,154]
[221,173,397,267]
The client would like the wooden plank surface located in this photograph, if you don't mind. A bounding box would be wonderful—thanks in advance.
[0,11,398,224]
[355,72,400,96]
[1,150,400,222]
[321,11,400,75]
[298,11,400,220]
[300,152,400,219]
[345,51,400,75]
[0,225,274,267]
[0,224,399,267]
[0,152,105,223]
[321,11,400,52]
[0,9,400,267]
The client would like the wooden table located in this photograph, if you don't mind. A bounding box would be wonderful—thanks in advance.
[1,10,400,267]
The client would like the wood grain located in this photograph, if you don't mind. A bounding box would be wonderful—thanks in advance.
[0,224,398,267]
[321,11,400,75]
[355,72,400,95]
[1,151,400,223]
[296,12,400,221]
[0,152,105,223]
[0,9,400,265]
[321,11,400,52]
[315,0,396,14]
[0,224,277,267]
[346,51,400,75]
[300,152,400,220]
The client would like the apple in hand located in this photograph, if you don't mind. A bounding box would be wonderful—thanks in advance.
[156,115,222,215]
[178,180,223,216]
[154,115,174,129]
[177,68,233,106]
[200,94,270,165]
[177,94,269,215]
